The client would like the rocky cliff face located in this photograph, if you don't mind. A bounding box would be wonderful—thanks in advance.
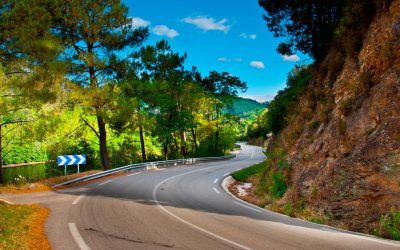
[280,0,400,233]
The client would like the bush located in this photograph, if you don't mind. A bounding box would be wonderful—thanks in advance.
[377,209,400,240]
[270,171,287,198]
[3,144,48,165]
[283,202,294,216]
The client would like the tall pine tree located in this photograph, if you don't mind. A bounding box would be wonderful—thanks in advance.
[52,0,148,169]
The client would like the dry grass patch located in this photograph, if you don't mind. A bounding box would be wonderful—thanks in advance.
[0,202,50,250]
[0,170,101,194]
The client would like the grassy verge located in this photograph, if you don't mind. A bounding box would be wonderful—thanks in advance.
[0,202,50,250]
[232,161,265,182]
[0,170,101,194]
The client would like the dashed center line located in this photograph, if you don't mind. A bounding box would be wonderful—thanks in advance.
[213,178,219,184]
[213,187,221,194]
[98,180,113,186]
[72,195,85,205]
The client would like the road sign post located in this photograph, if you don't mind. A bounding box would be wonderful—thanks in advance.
[57,155,86,175]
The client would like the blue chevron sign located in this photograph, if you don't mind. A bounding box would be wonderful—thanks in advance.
[57,155,86,166]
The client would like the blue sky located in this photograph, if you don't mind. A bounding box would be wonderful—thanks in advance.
[123,0,309,102]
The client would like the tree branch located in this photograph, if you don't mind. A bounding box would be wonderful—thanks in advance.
[0,119,32,127]
[80,116,100,139]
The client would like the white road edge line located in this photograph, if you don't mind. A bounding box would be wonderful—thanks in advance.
[72,195,85,205]
[223,172,230,177]
[234,201,262,213]
[222,177,400,248]
[213,178,219,184]
[68,223,91,250]
[213,187,220,194]
[152,165,253,250]
[0,199,14,205]
[98,180,113,186]
[127,172,139,176]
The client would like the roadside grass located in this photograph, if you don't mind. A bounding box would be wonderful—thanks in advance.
[0,202,50,250]
[0,170,101,194]
[231,161,265,182]
[374,209,400,240]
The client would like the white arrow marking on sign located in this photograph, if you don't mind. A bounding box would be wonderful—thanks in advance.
[77,155,85,164]
[68,155,77,165]
[59,156,67,166]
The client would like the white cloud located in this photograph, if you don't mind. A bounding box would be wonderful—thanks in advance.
[282,54,300,62]
[240,33,257,40]
[182,16,231,33]
[249,34,257,40]
[152,25,179,38]
[217,57,243,63]
[250,61,265,69]
[130,17,150,29]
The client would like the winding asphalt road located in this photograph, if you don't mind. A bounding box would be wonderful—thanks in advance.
[1,143,400,249]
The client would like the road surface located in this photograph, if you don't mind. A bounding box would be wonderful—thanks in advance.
[1,143,399,249]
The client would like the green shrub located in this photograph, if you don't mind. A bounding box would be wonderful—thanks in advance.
[270,171,287,198]
[3,144,48,165]
[378,209,400,240]
[277,159,290,171]
[283,202,294,216]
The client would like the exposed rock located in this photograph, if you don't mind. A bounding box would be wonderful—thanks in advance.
[279,0,400,234]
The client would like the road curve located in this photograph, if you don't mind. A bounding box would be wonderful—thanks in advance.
[2,143,400,249]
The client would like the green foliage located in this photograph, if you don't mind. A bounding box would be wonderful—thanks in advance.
[226,98,267,118]
[3,164,47,184]
[246,66,312,140]
[266,66,312,134]
[232,161,265,182]
[270,171,287,198]
[283,202,294,216]
[377,209,400,240]
[258,0,345,59]
[0,1,246,183]
[3,144,47,165]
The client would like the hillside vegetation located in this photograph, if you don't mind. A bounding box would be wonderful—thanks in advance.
[0,1,248,184]
[246,0,400,239]
[227,98,267,118]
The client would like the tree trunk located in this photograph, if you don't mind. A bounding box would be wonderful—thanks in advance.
[180,130,187,158]
[139,124,147,162]
[96,111,111,170]
[0,125,3,184]
[215,129,220,156]
[191,127,198,156]
[163,140,168,160]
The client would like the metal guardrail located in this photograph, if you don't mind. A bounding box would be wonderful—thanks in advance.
[53,154,235,188]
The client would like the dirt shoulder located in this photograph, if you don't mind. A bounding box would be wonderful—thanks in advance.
[0,201,50,249]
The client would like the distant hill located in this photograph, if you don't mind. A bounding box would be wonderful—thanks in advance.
[226,98,268,118]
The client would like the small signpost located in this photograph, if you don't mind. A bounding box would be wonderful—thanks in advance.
[57,155,86,176]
